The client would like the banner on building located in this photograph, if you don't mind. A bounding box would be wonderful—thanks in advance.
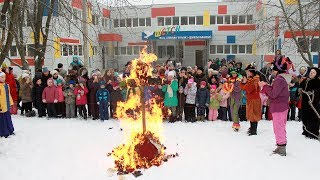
[142,30,213,40]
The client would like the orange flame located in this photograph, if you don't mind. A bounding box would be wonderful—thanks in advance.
[110,46,166,174]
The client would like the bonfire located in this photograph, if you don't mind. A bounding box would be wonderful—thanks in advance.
[108,46,176,176]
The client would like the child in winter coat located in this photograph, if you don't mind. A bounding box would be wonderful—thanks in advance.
[64,80,76,118]
[110,82,123,119]
[55,79,65,118]
[32,77,45,117]
[42,78,58,118]
[20,73,33,115]
[96,81,110,121]
[184,78,197,122]
[196,81,210,121]
[74,80,89,119]
[218,84,230,121]
[208,85,222,121]
[0,71,14,138]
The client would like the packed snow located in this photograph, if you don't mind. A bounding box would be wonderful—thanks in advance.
[0,116,319,180]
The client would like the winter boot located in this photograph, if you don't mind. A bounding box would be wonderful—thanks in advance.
[196,116,201,121]
[200,116,205,121]
[273,145,286,156]
[248,122,257,136]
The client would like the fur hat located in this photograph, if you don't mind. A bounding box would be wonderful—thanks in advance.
[168,71,175,77]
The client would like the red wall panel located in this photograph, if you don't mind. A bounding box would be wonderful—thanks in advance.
[218,5,227,14]
[98,34,122,42]
[218,25,256,31]
[185,41,206,46]
[284,30,320,38]
[151,7,175,18]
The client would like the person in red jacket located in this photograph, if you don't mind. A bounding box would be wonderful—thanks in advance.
[2,64,18,114]
[240,63,262,136]
[42,78,58,118]
[74,80,89,120]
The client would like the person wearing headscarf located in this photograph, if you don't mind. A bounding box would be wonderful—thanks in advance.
[240,63,261,136]
[299,68,320,139]
[259,57,291,156]
[162,71,178,122]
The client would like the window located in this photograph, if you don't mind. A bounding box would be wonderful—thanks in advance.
[239,45,246,53]
[121,47,126,55]
[113,19,119,27]
[246,45,253,54]
[27,44,34,57]
[157,46,166,58]
[10,46,17,57]
[232,15,238,24]
[298,38,308,53]
[165,17,172,25]
[158,17,164,26]
[196,16,203,25]
[311,38,319,52]
[217,45,224,54]
[225,45,230,54]
[210,16,216,25]
[247,15,253,24]
[173,17,179,25]
[232,45,238,54]
[139,18,145,26]
[102,18,108,27]
[93,46,97,56]
[146,17,151,26]
[132,18,138,27]
[224,15,230,24]
[239,15,246,24]
[92,15,99,25]
[78,45,83,56]
[133,46,139,55]
[74,45,78,55]
[210,45,216,54]
[189,16,195,25]
[167,46,175,58]
[126,18,132,27]
[127,46,132,55]
[217,16,223,24]
[120,19,126,27]
[68,45,73,55]
[114,47,119,55]
[181,16,188,25]
[62,44,68,56]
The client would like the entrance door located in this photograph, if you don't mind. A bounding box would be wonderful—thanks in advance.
[195,50,203,67]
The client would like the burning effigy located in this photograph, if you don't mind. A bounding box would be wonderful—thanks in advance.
[108,46,177,177]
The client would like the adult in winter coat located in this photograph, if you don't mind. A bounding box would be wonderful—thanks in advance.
[2,64,18,114]
[162,71,178,122]
[32,77,46,117]
[110,82,123,119]
[184,78,197,122]
[194,67,207,88]
[300,68,320,139]
[0,71,14,138]
[260,58,290,156]
[240,64,261,136]
[88,72,101,120]
[41,67,52,87]
[177,68,188,121]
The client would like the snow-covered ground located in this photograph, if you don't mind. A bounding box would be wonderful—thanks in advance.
[0,116,319,180]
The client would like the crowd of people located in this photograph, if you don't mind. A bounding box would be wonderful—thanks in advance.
[0,51,319,156]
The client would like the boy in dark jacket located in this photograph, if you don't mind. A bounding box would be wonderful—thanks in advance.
[196,81,210,121]
[96,81,110,121]
[64,80,76,118]
[32,77,46,117]
[110,82,122,119]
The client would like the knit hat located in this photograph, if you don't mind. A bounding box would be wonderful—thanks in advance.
[200,81,206,87]
[56,79,63,85]
[187,66,192,70]
[51,70,58,76]
[42,67,49,73]
[112,81,119,87]
[188,78,194,84]
[211,85,217,90]
[69,80,75,85]
[168,71,175,77]
[58,63,63,68]
[99,80,106,86]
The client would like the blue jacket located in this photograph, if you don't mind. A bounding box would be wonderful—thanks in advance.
[96,88,110,103]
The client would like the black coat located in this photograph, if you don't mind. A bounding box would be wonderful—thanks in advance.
[194,73,207,88]
[88,79,100,105]
[32,84,45,109]
[196,88,210,106]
